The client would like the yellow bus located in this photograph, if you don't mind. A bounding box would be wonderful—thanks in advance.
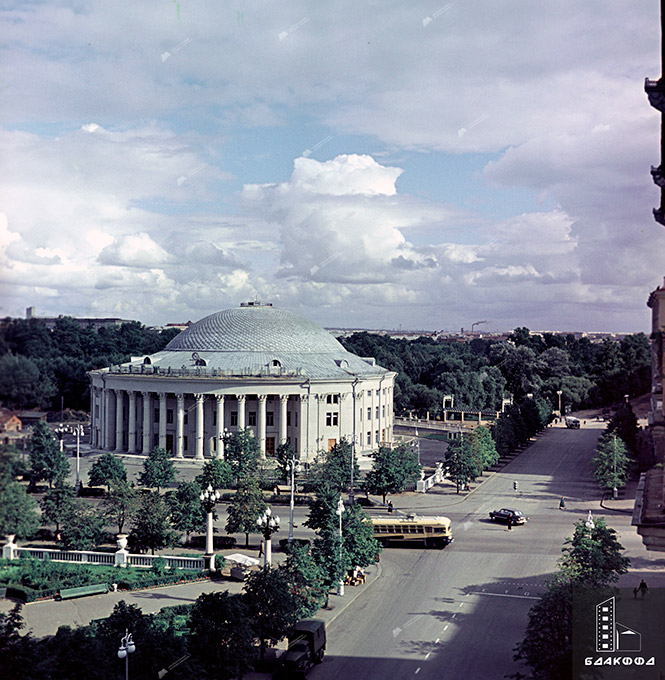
[371,514,453,548]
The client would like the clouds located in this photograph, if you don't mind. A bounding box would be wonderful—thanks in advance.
[0,0,662,330]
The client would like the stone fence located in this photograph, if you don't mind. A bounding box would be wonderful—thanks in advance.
[2,534,206,571]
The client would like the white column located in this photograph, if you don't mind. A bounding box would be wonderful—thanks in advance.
[142,391,151,454]
[279,395,288,445]
[195,393,204,460]
[300,394,309,460]
[128,391,137,453]
[175,394,184,459]
[158,392,167,450]
[215,395,225,459]
[258,394,267,459]
[237,394,246,429]
[115,389,124,453]
[104,388,114,450]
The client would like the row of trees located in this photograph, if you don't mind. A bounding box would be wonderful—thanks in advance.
[0,317,180,410]
[340,328,651,415]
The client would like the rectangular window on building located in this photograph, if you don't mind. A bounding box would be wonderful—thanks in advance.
[295,437,298,451]
[326,412,338,426]
[326,395,339,404]
[376,389,379,396]
[367,431,371,445]
[154,408,159,423]
[294,412,298,427]
[231,411,238,426]
[382,405,385,418]
[184,411,188,425]
[376,406,379,419]
[153,434,159,447]
[382,428,385,441]
[167,409,174,424]
[333,412,339,426]
[184,435,188,451]
[266,411,274,426]
[212,410,216,425]
[367,407,372,420]
[248,411,257,426]
[375,430,379,443]
[287,411,291,426]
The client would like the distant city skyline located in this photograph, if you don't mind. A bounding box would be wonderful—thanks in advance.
[1,2,663,333]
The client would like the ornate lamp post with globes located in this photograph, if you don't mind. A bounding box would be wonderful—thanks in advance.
[256,507,280,568]
[286,457,301,542]
[200,484,221,570]
[117,629,136,680]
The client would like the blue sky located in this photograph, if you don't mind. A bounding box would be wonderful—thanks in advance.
[1,1,663,332]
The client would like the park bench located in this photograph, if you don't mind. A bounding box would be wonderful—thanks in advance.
[58,583,108,600]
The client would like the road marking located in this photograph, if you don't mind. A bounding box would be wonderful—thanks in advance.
[425,652,431,660]
[404,614,422,628]
[459,602,464,608]
[443,625,449,631]
[469,591,540,600]
[452,613,457,619]
[415,668,421,674]
[435,638,440,644]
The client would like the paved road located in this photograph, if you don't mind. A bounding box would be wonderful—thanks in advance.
[310,422,665,680]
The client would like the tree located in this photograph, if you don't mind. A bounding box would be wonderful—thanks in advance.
[167,481,207,543]
[442,436,479,493]
[274,440,297,483]
[559,516,630,588]
[225,479,267,547]
[29,421,70,488]
[243,567,299,664]
[39,481,77,533]
[0,476,39,539]
[305,482,340,535]
[512,579,573,680]
[592,434,630,493]
[195,458,233,491]
[607,404,639,454]
[59,500,106,550]
[88,453,127,491]
[138,447,177,492]
[102,480,138,534]
[224,429,260,484]
[364,442,421,503]
[281,542,327,619]
[311,439,359,493]
[468,426,499,471]
[0,604,41,680]
[0,354,54,409]
[129,490,178,554]
[188,591,255,680]
[342,503,381,568]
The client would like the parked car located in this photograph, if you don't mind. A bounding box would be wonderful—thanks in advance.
[275,619,326,678]
[489,508,528,525]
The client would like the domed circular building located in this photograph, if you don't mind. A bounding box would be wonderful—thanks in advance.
[89,302,396,461]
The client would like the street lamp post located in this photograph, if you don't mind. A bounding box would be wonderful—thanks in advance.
[200,484,221,571]
[117,629,136,680]
[350,377,359,503]
[612,435,618,499]
[287,458,301,542]
[70,424,84,493]
[55,423,67,452]
[556,390,563,417]
[336,497,345,596]
[256,507,280,568]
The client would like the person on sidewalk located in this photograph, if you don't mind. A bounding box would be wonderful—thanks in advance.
[638,579,649,598]
[258,540,264,558]
[559,497,566,510]
[387,501,394,514]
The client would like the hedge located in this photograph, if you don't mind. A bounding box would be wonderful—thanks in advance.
[5,584,59,603]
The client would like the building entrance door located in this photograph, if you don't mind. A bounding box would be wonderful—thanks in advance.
[166,434,174,454]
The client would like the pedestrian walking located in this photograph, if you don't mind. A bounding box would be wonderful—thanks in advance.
[507,520,512,531]
[258,540,264,558]
[638,579,649,598]
[388,501,394,514]
[559,497,566,510]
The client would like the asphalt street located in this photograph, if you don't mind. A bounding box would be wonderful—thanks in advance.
[309,422,665,680]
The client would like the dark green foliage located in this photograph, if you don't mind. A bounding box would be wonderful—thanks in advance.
[0,354,54,409]
[0,604,41,680]
[58,500,106,550]
[88,453,127,490]
[167,481,207,542]
[29,421,69,488]
[225,479,267,547]
[224,428,260,483]
[274,440,297,483]
[311,438,359,493]
[129,490,178,554]
[281,542,327,619]
[341,503,381,568]
[40,482,77,533]
[243,567,299,663]
[443,436,480,492]
[195,458,233,491]
[592,434,630,492]
[138,447,177,492]
[364,442,421,503]
[606,403,639,454]
[188,591,255,679]
[0,474,40,539]
[102,480,138,534]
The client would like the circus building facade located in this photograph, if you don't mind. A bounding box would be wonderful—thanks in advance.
[88,302,396,462]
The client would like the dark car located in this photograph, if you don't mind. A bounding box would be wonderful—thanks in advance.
[489,508,528,525]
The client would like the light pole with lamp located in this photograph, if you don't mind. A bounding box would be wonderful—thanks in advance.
[286,457,301,543]
[350,377,359,503]
[200,484,221,571]
[556,390,563,417]
[256,507,280,568]
[55,423,67,452]
[69,424,84,493]
[336,497,345,596]
[117,629,136,680]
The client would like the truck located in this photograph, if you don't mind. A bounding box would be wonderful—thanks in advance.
[275,618,326,678]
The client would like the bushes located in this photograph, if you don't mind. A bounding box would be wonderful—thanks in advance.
[5,583,58,602]
[114,569,209,591]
